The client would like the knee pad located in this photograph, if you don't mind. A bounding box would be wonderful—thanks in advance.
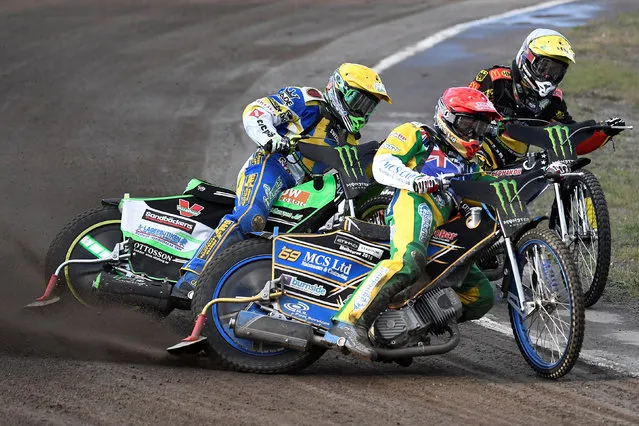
[402,241,428,282]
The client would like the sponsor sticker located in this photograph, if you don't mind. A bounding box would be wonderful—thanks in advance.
[239,173,258,206]
[300,252,353,281]
[271,207,303,222]
[389,131,407,142]
[305,88,323,99]
[287,277,327,297]
[352,266,389,311]
[249,108,264,118]
[133,242,181,265]
[257,119,275,138]
[135,225,188,251]
[262,176,283,208]
[279,188,310,207]
[334,235,384,261]
[197,219,233,259]
[417,203,433,243]
[488,168,523,177]
[278,88,300,107]
[475,69,489,82]
[380,142,401,152]
[282,301,310,316]
[177,199,204,218]
[142,209,195,234]
[432,228,459,242]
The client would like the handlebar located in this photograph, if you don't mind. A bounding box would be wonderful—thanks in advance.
[263,134,307,153]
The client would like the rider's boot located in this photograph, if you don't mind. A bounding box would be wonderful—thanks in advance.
[171,224,244,301]
[323,254,430,361]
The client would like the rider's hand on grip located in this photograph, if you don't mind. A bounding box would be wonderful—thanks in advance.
[603,117,626,137]
[413,175,440,194]
[546,160,571,176]
[266,135,292,155]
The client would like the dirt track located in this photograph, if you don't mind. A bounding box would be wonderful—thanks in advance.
[1,1,638,424]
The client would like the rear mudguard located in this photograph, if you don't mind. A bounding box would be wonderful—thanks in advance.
[101,198,121,207]
[513,215,548,241]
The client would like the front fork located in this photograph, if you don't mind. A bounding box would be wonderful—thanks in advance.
[554,182,570,243]
[504,236,536,317]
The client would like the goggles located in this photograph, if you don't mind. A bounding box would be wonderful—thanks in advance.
[531,56,568,83]
[343,87,379,119]
[452,114,492,140]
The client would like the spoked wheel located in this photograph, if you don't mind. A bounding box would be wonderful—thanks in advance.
[476,240,507,282]
[357,193,393,224]
[192,238,325,373]
[45,205,125,306]
[553,170,611,307]
[509,228,584,379]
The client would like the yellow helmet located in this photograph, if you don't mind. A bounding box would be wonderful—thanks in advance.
[514,29,574,108]
[325,63,392,133]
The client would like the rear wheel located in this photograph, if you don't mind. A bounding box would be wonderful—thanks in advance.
[45,205,124,306]
[356,193,393,224]
[509,228,584,379]
[551,170,610,307]
[192,238,325,373]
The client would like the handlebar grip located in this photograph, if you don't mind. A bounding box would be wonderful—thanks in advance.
[264,140,273,152]
[544,172,562,181]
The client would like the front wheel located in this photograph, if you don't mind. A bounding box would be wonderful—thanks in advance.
[192,238,325,373]
[508,228,584,379]
[550,170,611,307]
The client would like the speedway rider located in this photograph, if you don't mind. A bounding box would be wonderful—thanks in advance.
[468,28,625,171]
[323,87,501,359]
[173,63,392,296]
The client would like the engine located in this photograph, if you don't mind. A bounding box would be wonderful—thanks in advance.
[373,287,462,347]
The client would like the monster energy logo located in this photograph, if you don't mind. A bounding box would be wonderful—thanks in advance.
[335,145,363,177]
[544,125,572,157]
[490,179,524,215]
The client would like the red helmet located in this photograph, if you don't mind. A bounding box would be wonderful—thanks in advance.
[434,87,502,160]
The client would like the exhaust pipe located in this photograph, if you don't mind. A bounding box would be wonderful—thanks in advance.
[232,310,315,352]
[93,273,173,313]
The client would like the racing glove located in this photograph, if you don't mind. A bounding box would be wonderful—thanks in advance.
[603,117,626,137]
[546,160,571,175]
[268,135,292,155]
[413,175,440,194]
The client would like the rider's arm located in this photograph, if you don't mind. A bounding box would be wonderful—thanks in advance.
[548,91,616,155]
[372,123,424,191]
[242,86,324,148]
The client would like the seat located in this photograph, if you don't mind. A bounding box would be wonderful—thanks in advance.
[343,217,390,241]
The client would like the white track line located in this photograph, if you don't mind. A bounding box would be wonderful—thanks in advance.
[373,0,639,377]
[373,0,578,73]
[477,317,639,377]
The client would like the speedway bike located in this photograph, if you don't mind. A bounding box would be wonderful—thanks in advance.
[27,137,390,314]
[169,143,585,379]
[477,119,631,307]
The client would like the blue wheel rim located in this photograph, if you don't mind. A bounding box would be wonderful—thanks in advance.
[212,254,287,356]
[511,239,572,370]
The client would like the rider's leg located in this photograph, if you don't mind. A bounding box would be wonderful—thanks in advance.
[174,151,293,295]
[455,263,494,322]
[324,190,449,359]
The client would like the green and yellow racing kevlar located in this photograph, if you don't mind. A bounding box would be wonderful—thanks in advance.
[334,189,493,328]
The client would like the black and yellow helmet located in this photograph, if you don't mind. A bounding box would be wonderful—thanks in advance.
[513,29,574,111]
[325,63,392,133]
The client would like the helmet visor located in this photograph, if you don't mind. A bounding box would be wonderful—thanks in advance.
[531,56,568,83]
[453,115,491,140]
[343,88,379,119]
